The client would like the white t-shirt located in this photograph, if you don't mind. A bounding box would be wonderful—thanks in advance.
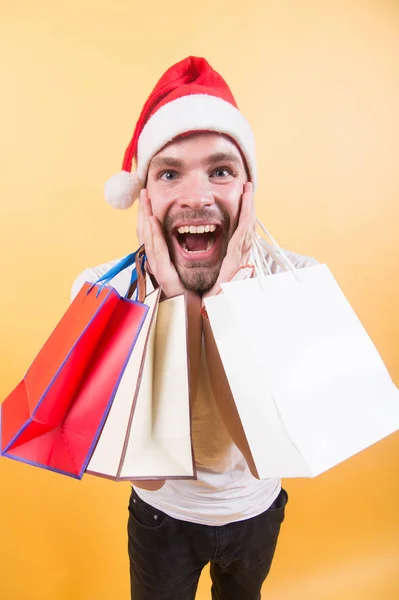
[71,244,317,526]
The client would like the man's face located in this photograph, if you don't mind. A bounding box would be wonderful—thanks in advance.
[146,132,248,292]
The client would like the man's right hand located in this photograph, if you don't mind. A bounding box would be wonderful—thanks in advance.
[138,189,186,299]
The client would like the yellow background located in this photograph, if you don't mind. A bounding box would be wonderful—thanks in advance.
[1,1,398,598]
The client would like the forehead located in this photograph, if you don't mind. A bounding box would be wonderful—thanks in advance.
[150,132,244,166]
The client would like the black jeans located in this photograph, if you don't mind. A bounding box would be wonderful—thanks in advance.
[127,487,288,600]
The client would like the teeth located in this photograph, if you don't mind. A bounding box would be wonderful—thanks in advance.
[177,224,217,234]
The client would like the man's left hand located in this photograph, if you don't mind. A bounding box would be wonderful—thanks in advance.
[203,181,255,299]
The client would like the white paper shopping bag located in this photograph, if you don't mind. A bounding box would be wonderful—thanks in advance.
[87,289,195,481]
[205,253,399,479]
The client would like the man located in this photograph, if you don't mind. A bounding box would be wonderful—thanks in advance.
[72,56,316,600]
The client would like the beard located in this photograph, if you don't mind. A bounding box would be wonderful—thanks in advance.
[163,207,231,293]
[172,253,228,293]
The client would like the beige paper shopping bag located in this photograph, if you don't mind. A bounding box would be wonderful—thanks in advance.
[87,288,195,481]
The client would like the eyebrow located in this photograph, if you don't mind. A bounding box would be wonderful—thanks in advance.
[150,156,184,169]
[149,151,242,170]
[207,152,242,165]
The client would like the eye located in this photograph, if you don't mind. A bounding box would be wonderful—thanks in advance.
[211,167,233,178]
[159,170,179,181]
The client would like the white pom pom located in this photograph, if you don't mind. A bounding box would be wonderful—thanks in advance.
[104,171,142,210]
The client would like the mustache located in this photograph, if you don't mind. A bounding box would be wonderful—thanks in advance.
[163,208,230,234]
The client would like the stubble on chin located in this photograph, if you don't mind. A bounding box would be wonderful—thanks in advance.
[174,263,221,293]
[166,237,229,294]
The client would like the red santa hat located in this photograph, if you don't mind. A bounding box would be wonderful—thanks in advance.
[104,56,257,209]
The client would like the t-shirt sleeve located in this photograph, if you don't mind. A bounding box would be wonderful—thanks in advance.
[284,249,319,270]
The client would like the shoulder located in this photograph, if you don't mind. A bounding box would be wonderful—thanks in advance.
[280,248,318,271]
[261,241,318,274]
[70,257,135,301]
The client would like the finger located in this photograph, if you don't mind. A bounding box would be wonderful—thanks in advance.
[227,183,254,253]
[149,216,169,258]
[247,181,256,230]
[242,229,254,258]
[141,189,158,257]
[223,230,251,271]
[150,216,178,275]
[239,183,255,256]
[149,217,183,295]
[137,195,144,243]
[223,229,248,268]
[140,189,155,268]
[230,183,253,250]
[239,182,255,232]
[140,188,153,219]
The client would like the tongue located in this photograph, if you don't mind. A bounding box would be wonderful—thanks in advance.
[184,233,210,252]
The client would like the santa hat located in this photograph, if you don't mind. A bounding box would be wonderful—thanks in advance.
[104,56,257,209]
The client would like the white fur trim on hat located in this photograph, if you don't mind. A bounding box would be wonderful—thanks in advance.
[104,171,143,209]
[137,94,257,189]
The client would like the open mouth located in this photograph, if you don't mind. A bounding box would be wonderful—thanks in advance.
[173,223,222,262]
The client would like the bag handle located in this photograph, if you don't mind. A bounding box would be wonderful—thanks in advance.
[88,244,147,300]
[251,218,301,283]
[129,246,147,302]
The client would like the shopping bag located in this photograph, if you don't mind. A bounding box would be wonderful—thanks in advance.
[0,282,148,478]
[204,228,399,478]
[86,287,195,481]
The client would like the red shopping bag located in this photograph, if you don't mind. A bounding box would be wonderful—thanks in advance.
[0,282,148,478]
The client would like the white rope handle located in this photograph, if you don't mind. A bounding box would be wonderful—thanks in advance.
[250,218,302,283]
[252,234,272,276]
[251,235,269,278]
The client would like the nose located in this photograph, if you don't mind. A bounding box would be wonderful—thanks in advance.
[175,172,215,210]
